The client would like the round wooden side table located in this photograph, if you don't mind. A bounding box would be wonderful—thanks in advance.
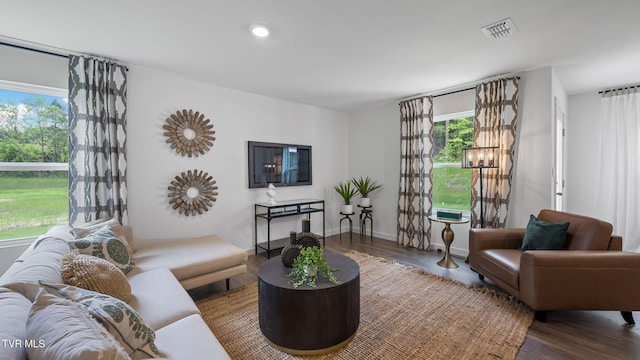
[258,251,360,355]
[428,215,469,269]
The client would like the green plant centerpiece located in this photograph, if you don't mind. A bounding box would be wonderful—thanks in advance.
[352,176,382,207]
[287,246,340,288]
[334,181,357,214]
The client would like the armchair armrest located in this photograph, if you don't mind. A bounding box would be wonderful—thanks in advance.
[519,250,640,311]
[468,228,525,269]
[469,228,525,251]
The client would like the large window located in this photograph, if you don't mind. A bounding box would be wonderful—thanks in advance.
[432,110,474,212]
[0,81,68,241]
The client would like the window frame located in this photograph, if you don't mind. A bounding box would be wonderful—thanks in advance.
[431,109,475,216]
[0,80,68,245]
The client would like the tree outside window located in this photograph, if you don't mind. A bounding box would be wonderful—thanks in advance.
[0,85,68,241]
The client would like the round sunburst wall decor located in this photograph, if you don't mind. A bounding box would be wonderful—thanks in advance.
[163,109,216,157]
[168,169,218,216]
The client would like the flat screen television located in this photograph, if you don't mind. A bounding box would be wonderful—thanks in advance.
[248,141,312,188]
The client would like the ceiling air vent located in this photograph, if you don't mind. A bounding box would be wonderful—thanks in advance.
[481,18,518,39]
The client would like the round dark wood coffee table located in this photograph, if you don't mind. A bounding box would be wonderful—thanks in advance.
[258,251,360,355]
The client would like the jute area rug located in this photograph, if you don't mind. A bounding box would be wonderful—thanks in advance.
[196,251,533,360]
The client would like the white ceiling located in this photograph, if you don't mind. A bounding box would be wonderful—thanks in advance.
[2,0,640,112]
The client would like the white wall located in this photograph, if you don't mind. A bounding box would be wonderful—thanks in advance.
[126,66,349,251]
[565,91,601,216]
[508,68,555,228]
[346,101,399,241]
[0,45,67,273]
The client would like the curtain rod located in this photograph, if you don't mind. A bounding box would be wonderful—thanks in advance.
[432,86,474,98]
[397,73,521,103]
[598,85,638,94]
[1,41,67,59]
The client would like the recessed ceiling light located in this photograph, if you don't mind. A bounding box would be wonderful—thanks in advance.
[250,24,270,38]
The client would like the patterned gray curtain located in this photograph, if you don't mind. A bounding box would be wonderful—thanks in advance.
[471,77,519,228]
[68,55,128,226]
[397,97,433,250]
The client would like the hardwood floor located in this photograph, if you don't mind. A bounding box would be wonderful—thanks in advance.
[190,234,640,359]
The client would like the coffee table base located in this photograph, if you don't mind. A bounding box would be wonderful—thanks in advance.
[263,331,357,356]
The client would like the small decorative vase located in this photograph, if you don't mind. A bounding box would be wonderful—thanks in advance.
[296,219,321,248]
[267,183,276,205]
[341,204,353,214]
[281,231,301,268]
[360,198,370,207]
[301,219,311,233]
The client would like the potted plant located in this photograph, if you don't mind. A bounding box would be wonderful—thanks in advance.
[352,176,382,207]
[287,246,340,288]
[334,181,357,214]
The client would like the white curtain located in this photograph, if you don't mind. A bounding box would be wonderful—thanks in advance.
[596,87,640,252]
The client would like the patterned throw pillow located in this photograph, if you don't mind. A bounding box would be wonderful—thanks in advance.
[68,227,135,274]
[41,283,160,359]
[26,288,130,360]
[73,217,134,254]
[61,250,132,301]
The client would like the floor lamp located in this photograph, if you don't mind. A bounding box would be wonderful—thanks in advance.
[461,147,499,228]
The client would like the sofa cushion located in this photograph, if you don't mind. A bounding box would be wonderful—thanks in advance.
[0,225,72,289]
[155,314,231,360]
[127,267,200,330]
[26,288,130,360]
[133,235,247,282]
[0,287,30,360]
[69,227,135,274]
[477,249,522,291]
[521,214,569,251]
[42,283,159,359]
[61,250,132,301]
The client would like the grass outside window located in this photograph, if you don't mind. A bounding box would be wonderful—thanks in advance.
[0,175,68,240]
[432,167,471,212]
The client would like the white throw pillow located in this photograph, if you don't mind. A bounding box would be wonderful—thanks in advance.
[26,288,130,360]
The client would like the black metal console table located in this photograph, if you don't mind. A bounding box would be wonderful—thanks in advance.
[255,199,325,258]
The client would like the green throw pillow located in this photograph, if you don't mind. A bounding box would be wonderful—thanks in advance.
[520,214,570,251]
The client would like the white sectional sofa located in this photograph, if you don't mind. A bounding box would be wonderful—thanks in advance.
[0,223,248,359]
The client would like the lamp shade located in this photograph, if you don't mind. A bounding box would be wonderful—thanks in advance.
[461,147,499,168]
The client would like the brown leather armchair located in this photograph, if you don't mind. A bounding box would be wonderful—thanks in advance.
[469,209,640,324]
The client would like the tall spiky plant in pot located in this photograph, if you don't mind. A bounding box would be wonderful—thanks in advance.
[334,181,357,214]
[352,176,382,207]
